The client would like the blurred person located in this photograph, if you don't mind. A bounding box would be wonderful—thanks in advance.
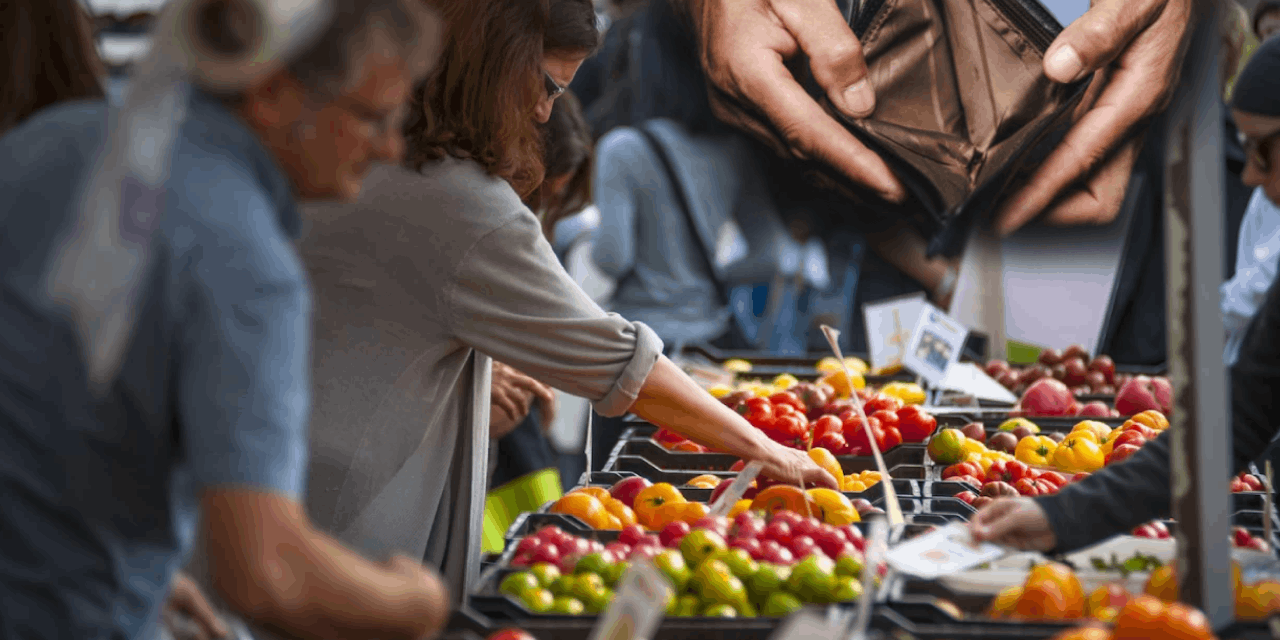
[970,36,1280,555]
[1256,1,1280,42]
[301,0,838,595]
[0,1,452,639]
[0,0,104,134]
[666,0,1194,239]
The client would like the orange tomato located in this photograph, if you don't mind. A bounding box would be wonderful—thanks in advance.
[649,501,689,530]
[1015,562,1085,620]
[604,499,637,527]
[1237,580,1280,620]
[1156,602,1214,640]
[1129,410,1169,431]
[988,586,1023,619]
[603,515,622,530]
[1143,564,1178,603]
[727,499,752,519]
[549,493,610,529]
[678,502,709,524]
[673,441,704,452]
[571,486,612,501]
[750,485,814,517]
[808,448,844,485]
[634,483,686,528]
[1113,595,1167,640]
[1047,624,1113,640]
[687,474,722,489]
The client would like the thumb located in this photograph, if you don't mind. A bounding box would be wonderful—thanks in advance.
[1044,0,1163,83]
[773,0,874,118]
[970,499,1018,541]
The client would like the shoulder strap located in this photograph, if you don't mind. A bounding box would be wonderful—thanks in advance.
[634,125,731,306]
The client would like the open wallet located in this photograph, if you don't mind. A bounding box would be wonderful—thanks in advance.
[802,0,1094,254]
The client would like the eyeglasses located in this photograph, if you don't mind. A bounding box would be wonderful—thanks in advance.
[543,71,566,100]
[1239,129,1280,173]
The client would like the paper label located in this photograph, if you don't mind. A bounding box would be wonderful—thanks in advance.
[885,523,1006,579]
[937,362,1018,404]
[902,305,969,388]
[862,294,926,370]
[591,560,671,640]
[708,461,763,517]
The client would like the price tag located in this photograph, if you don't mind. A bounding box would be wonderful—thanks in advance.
[885,523,1006,579]
[590,560,671,640]
[937,363,1017,405]
[901,306,969,388]
[708,461,763,517]
[862,293,926,370]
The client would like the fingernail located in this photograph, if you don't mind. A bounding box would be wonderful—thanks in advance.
[1044,44,1084,83]
[841,80,875,118]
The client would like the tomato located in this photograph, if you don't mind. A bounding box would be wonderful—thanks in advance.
[896,406,938,443]
[863,394,903,414]
[880,425,903,451]
[986,460,1033,485]
[871,410,899,430]
[943,462,983,480]
[769,391,806,414]
[842,415,881,451]
[1242,474,1264,491]
[773,403,798,419]
[1037,471,1068,489]
[1119,423,1158,441]
[812,415,842,439]
[1034,479,1057,495]
[1014,478,1042,497]
[1105,444,1141,466]
[953,474,985,489]
[737,398,774,428]
[1110,429,1148,451]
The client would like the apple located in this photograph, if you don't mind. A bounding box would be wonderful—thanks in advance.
[1234,527,1254,547]
[960,421,986,443]
[605,542,632,560]
[609,477,652,509]
[790,535,819,559]
[1051,363,1068,381]
[693,516,731,538]
[1088,355,1116,381]
[985,359,1012,378]
[531,543,562,566]
[1046,431,1066,443]
[1020,364,1050,385]
[792,517,820,539]
[653,548,692,591]
[1133,524,1158,539]
[1063,358,1088,387]
[730,536,764,559]
[759,539,795,565]
[1011,425,1036,441]
[988,432,1018,454]
[619,524,647,547]
[1085,370,1108,390]
[1149,521,1169,539]
[997,371,1020,390]
[1039,348,1064,366]
[516,536,544,556]
[1019,378,1076,416]
[1079,401,1111,417]
[629,543,662,562]
[731,512,764,539]
[660,521,691,548]
[1116,375,1173,416]
[763,520,794,546]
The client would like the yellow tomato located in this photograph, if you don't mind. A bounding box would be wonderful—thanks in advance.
[816,357,844,374]
[961,438,987,458]
[807,488,859,525]
[707,384,734,398]
[727,499,753,520]
[820,370,865,399]
[1071,420,1112,442]
[723,359,753,373]
[772,373,799,390]
[844,357,869,374]
[972,455,996,475]
[880,381,926,405]
[846,480,868,493]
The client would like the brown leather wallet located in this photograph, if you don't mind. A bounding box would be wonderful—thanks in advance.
[803,0,1093,248]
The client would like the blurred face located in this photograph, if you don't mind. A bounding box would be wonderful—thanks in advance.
[534,51,586,124]
[244,47,413,202]
[1235,110,1280,206]
[1260,11,1280,42]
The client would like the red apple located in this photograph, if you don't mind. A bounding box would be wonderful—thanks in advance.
[516,536,544,555]
[1063,357,1088,387]
[659,521,691,547]
[1051,364,1068,381]
[693,516,731,538]
[1085,370,1108,390]
[609,477,653,509]
[488,628,536,640]
[629,543,662,562]
[1019,378,1076,416]
[731,536,765,560]
[1039,348,1064,366]
[1020,364,1050,384]
[619,524,647,546]
[531,543,562,565]
[790,535,819,558]
[1105,444,1141,466]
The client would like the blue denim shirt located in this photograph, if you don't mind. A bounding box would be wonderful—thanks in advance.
[0,93,310,639]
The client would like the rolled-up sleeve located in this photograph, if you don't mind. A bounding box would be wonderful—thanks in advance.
[445,211,662,417]
[173,169,311,497]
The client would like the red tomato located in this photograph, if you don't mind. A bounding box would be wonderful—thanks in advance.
[1034,479,1057,495]
[736,398,774,428]
[896,406,938,443]
[953,474,985,489]
[871,410,900,430]
[986,460,1033,485]
[880,425,903,451]
[1111,429,1148,450]
[863,394,904,414]
[773,403,797,419]
[842,415,880,449]
[1014,478,1041,497]
[813,431,848,454]
[1037,471,1068,489]
[812,415,842,439]
[943,462,983,480]
[769,391,806,414]
[1119,423,1158,441]
[1242,474,1265,491]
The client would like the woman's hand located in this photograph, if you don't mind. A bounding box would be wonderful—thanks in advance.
[758,442,842,489]
[969,497,1058,552]
[164,572,228,640]
[490,362,557,439]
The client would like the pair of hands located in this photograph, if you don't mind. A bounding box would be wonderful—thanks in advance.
[490,361,557,440]
[684,0,1193,235]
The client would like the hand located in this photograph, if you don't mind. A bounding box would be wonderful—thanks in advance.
[969,497,1058,552]
[757,442,841,489]
[164,572,229,640]
[489,362,557,439]
[385,555,451,640]
[685,0,905,203]
[993,0,1192,236]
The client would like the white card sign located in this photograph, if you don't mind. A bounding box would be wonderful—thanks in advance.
[862,293,927,370]
[885,523,1006,579]
[938,362,1018,404]
[901,305,969,388]
[590,560,671,640]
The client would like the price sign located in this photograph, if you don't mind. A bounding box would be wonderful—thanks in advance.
[590,560,671,640]
[885,523,1006,579]
[901,306,969,388]
[862,293,926,370]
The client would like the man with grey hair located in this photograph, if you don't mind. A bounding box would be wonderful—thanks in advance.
[0,1,449,639]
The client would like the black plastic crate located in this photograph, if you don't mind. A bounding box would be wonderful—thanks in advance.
[602,439,927,474]
[867,605,1074,640]
[605,455,929,488]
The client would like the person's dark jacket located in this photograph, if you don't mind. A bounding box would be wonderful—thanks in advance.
[1037,272,1280,552]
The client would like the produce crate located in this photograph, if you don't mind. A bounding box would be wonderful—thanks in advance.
[602,439,928,475]
[865,605,1075,640]
[928,411,1131,433]
[881,588,1073,638]
[677,344,917,381]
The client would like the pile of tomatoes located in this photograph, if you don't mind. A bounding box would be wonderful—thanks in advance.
[724,390,938,455]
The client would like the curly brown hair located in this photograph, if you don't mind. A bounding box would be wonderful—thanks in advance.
[404,0,598,198]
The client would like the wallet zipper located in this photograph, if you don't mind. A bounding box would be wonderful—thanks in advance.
[851,0,1060,52]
